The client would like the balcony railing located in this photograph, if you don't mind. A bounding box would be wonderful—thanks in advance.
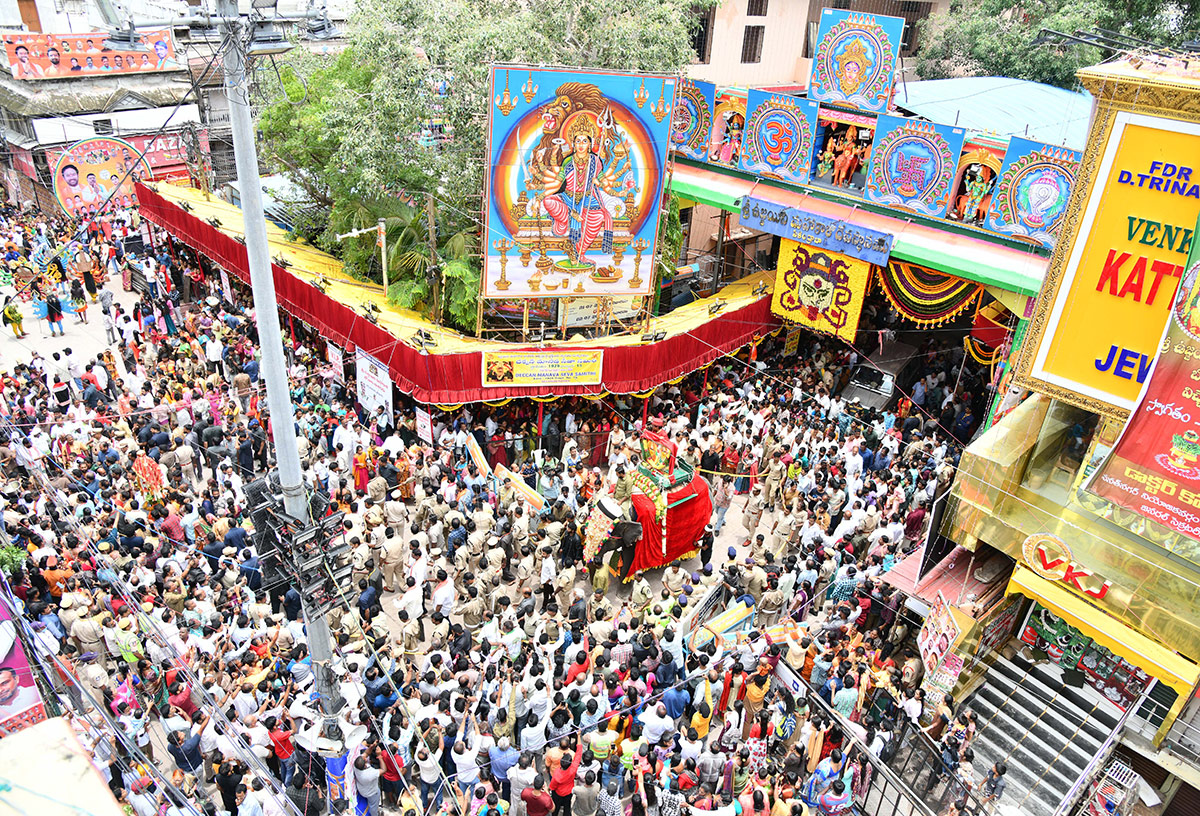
[1127,691,1200,768]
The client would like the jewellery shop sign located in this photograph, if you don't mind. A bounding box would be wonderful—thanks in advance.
[740,196,894,267]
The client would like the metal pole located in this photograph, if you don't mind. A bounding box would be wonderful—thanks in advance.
[218,0,344,739]
[714,210,727,294]
[378,217,388,297]
[426,191,438,324]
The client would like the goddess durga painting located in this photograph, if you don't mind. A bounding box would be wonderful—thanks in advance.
[540,114,624,268]
[485,68,675,298]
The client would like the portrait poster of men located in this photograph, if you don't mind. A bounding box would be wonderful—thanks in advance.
[3,29,177,80]
[0,603,45,735]
[49,137,152,217]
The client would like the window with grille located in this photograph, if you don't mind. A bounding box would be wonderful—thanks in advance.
[747,0,768,16]
[741,25,764,63]
[92,118,114,136]
[692,6,715,63]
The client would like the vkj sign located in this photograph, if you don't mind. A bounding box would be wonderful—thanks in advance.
[1022,534,1112,600]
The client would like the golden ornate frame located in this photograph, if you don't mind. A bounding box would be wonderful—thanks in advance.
[1012,59,1200,418]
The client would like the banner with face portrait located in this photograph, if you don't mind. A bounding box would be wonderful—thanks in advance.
[770,239,871,342]
[3,29,178,80]
[49,137,152,217]
[0,598,47,736]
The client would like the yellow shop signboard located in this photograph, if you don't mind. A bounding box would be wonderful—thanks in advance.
[1022,112,1200,413]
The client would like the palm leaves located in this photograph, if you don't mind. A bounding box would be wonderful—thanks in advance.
[326,197,480,330]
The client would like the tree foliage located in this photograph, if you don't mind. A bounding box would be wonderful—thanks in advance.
[915,0,1200,89]
[258,0,709,331]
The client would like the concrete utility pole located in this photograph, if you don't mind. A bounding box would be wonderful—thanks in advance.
[216,0,345,741]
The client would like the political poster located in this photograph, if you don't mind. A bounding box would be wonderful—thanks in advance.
[484,65,675,298]
[355,349,393,418]
[49,137,152,217]
[770,240,871,342]
[46,131,209,184]
[917,592,961,676]
[0,599,47,736]
[3,29,179,80]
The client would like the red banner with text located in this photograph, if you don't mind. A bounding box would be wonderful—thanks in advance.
[1088,217,1200,545]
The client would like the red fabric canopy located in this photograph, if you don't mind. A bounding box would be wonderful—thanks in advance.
[629,475,713,575]
[136,182,779,404]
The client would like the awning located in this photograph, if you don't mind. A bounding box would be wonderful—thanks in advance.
[1007,566,1200,697]
[668,161,1049,296]
[670,168,740,211]
[135,181,782,405]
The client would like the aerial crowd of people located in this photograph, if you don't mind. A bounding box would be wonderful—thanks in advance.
[0,204,1001,816]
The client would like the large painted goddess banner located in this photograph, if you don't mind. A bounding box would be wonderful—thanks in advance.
[808,9,904,114]
[484,66,675,298]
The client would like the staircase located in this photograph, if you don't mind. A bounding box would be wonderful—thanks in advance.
[966,655,1121,815]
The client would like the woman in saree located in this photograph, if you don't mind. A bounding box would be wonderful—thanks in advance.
[395,449,415,500]
[352,445,371,493]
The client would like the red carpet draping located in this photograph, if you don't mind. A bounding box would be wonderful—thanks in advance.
[136,182,779,404]
[629,475,713,575]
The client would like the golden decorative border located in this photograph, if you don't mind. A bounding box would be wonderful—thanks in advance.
[1013,63,1200,419]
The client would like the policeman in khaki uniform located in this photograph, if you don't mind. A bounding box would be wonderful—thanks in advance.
[587,587,613,622]
[758,579,785,627]
[763,452,787,512]
[396,611,422,668]
[459,585,486,635]
[380,528,406,593]
[554,558,578,613]
[384,489,407,537]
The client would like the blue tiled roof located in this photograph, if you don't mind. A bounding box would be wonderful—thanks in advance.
[894,76,1091,152]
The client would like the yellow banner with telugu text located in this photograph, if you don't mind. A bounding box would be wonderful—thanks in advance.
[481,349,603,388]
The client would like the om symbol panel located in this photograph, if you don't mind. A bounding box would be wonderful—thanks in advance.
[739,90,819,186]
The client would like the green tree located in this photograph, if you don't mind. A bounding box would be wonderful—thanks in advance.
[258,0,710,331]
[915,0,1200,89]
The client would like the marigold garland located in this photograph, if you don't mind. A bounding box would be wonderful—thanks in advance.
[876,260,983,326]
[964,334,1003,366]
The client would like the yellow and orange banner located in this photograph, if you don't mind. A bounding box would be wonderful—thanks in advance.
[770,240,870,342]
[494,464,545,511]
[482,349,603,388]
[465,434,492,478]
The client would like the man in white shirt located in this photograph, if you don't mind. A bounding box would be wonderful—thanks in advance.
[639,703,675,745]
